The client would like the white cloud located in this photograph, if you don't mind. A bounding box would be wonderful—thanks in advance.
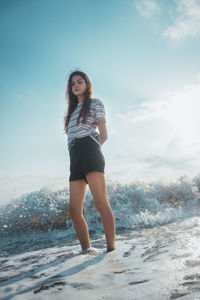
[117,81,200,141]
[162,0,200,41]
[111,77,200,181]
[116,100,168,124]
[135,0,160,17]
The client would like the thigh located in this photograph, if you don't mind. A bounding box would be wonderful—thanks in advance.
[86,171,109,210]
[69,179,87,214]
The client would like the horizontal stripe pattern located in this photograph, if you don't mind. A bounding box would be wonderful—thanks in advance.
[67,98,106,147]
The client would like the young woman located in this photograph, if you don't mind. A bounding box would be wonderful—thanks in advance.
[64,70,115,253]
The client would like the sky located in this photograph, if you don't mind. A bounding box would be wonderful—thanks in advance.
[1,0,200,203]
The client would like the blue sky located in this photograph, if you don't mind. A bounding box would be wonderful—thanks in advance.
[1,0,200,202]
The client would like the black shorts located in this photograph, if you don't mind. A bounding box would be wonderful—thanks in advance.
[68,135,105,184]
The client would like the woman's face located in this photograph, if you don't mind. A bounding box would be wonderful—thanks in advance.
[71,75,87,96]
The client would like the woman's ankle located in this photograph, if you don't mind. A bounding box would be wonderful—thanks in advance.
[107,247,115,252]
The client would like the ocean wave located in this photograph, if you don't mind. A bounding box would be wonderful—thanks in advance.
[1,174,200,239]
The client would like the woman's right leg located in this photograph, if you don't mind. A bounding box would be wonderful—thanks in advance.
[86,171,115,252]
[69,179,90,250]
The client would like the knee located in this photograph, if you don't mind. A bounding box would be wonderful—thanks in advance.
[69,204,82,221]
[94,198,110,214]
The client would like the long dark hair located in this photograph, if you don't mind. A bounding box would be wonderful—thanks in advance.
[64,69,93,133]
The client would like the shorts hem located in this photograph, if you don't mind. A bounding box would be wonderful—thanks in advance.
[85,169,104,176]
[69,177,88,184]
[69,170,105,183]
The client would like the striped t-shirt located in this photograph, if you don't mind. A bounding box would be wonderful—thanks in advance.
[67,98,106,148]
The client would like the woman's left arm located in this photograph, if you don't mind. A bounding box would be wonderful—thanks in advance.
[97,120,108,145]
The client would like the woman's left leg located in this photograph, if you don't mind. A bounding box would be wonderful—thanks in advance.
[86,171,115,252]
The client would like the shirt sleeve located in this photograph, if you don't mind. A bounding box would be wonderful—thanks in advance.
[95,99,106,122]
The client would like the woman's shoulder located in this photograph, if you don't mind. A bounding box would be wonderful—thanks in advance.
[91,98,104,106]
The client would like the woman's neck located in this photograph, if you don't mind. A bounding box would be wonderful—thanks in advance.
[77,94,84,104]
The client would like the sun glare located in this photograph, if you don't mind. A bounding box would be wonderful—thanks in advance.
[165,85,200,145]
